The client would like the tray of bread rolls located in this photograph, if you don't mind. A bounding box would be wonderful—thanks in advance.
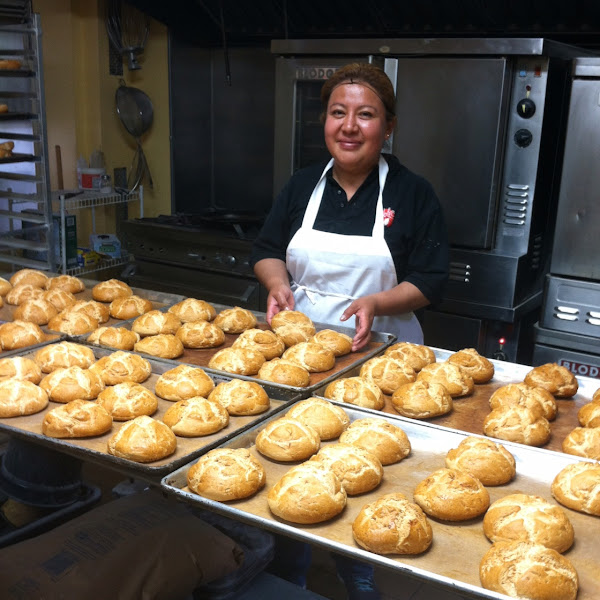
[161,399,600,600]
[0,342,301,478]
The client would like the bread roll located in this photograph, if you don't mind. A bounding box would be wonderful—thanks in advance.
[233,328,285,360]
[416,361,474,398]
[155,364,214,401]
[593,387,600,403]
[96,382,158,421]
[109,295,153,320]
[257,358,310,387]
[339,417,411,465]
[359,356,416,395]
[447,347,494,383]
[91,279,132,302]
[479,541,578,600]
[270,310,316,347]
[187,448,266,501]
[9,269,48,288]
[89,351,151,385]
[163,396,229,437]
[577,401,600,427]
[47,310,99,335]
[391,380,452,419]
[134,333,184,359]
[255,416,320,461]
[309,329,353,357]
[213,306,257,334]
[42,288,77,311]
[489,382,558,421]
[0,104,7,114]
[208,378,270,415]
[168,298,216,322]
[5,284,44,305]
[483,493,574,553]
[40,366,105,403]
[524,363,578,398]
[562,427,600,460]
[13,298,58,325]
[107,415,177,463]
[483,404,551,447]
[0,320,45,350]
[413,468,490,521]
[46,275,85,294]
[271,310,314,331]
[384,342,436,372]
[267,461,346,524]
[42,399,112,438]
[0,59,22,70]
[551,461,600,516]
[86,326,140,350]
[311,442,383,495]
[208,346,265,376]
[0,276,12,296]
[285,397,350,440]
[131,310,182,336]
[445,436,516,486]
[0,356,42,384]
[176,320,225,349]
[69,299,110,324]
[282,341,335,373]
[352,492,433,555]
[34,341,96,373]
[324,376,384,410]
[0,379,48,417]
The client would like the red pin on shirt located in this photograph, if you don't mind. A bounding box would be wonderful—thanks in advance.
[383,207,395,227]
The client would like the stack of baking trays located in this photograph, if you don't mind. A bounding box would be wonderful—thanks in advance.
[162,349,600,600]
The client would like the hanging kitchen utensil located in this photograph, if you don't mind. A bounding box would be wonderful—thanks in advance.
[106,0,150,71]
[115,79,154,192]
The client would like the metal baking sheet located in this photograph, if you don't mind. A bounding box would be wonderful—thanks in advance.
[310,347,600,455]
[0,344,298,480]
[161,403,600,600]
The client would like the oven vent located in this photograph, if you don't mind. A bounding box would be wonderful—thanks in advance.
[554,305,579,322]
[530,233,543,270]
[587,311,600,328]
[449,261,470,283]
[503,184,529,226]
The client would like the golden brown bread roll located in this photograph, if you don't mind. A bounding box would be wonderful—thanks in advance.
[232,328,285,360]
[489,382,558,421]
[47,310,99,335]
[391,380,452,419]
[551,461,600,516]
[42,399,112,438]
[352,492,433,555]
[134,333,184,359]
[339,417,411,465]
[9,269,48,288]
[91,278,132,302]
[271,310,314,330]
[323,376,384,410]
[483,493,574,553]
[89,351,151,385]
[0,276,11,296]
[561,427,600,460]
[131,309,182,336]
[45,275,85,294]
[285,397,350,440]
[5,284,44,305]
[413,467,490,521]
[359,356,416,395]
[187,448,266,501]
[270,310,316,347]
[86,326,140,350]
[445,435,516,486]
[13,298,58,325]
[34,341,96,373]
[208,378,270,415]
[0,320,45,350]
[42,288,77,311]
[282,341,335,373]
[0,104,7,114]
[309,329,353,357]
[257,358,310,387]
[163,396,229,437]
[208,346,265,376]
[384,342,436,372]
[167,298,216,322]
[154,364,215,401]
[255,416,320,461]
[416,361,474,398]
[0,379,48,417]
[213,306,258,334]
[479,540,578,600]
[483,404,551,447]
[577,401,600,427]
[310,442,383,495]
[176,320,225,349]
[95,382,158,421]
[267,461,346,524]
[447,347,495,383]
[0,59,22,70]
[40,366,105,403]
[524,363,578,398]
[69,299,110,324]
[109,295,153,320]
[593,388,600,403]
[107,415,177,463]
[0,356,42,384]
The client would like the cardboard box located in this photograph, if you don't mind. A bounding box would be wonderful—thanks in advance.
[90,233,121,259]
[23,212,78,270]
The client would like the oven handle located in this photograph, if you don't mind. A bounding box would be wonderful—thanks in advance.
[240,285,254,303]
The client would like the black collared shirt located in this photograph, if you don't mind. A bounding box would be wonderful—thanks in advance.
[250,154,449,304]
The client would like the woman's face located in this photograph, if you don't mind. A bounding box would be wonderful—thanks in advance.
[324,82,394,175]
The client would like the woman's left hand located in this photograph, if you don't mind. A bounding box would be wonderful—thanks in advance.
[341,296,376,351]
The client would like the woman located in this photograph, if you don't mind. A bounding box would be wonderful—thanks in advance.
[251,62,448,349]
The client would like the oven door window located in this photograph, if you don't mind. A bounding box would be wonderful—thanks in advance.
[294,80,330,172]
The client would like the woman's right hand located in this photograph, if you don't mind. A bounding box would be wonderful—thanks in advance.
[266,284,295,324]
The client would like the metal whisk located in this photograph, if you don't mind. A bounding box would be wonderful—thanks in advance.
[106,0,150,71]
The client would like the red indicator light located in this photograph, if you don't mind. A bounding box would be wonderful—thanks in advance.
[498,337,506,346]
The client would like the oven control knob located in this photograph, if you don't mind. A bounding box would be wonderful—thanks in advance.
[516,98,536,118]
[514,128,533,148]
[225,255,236,266]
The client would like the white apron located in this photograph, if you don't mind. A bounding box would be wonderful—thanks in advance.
[286,155,423,343]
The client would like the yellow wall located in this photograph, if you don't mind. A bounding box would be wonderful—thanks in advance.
[33,0,170,244]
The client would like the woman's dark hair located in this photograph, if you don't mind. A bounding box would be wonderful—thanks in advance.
[320,62,396,122]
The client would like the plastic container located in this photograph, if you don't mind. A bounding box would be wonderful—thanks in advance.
[78,167,105,190]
